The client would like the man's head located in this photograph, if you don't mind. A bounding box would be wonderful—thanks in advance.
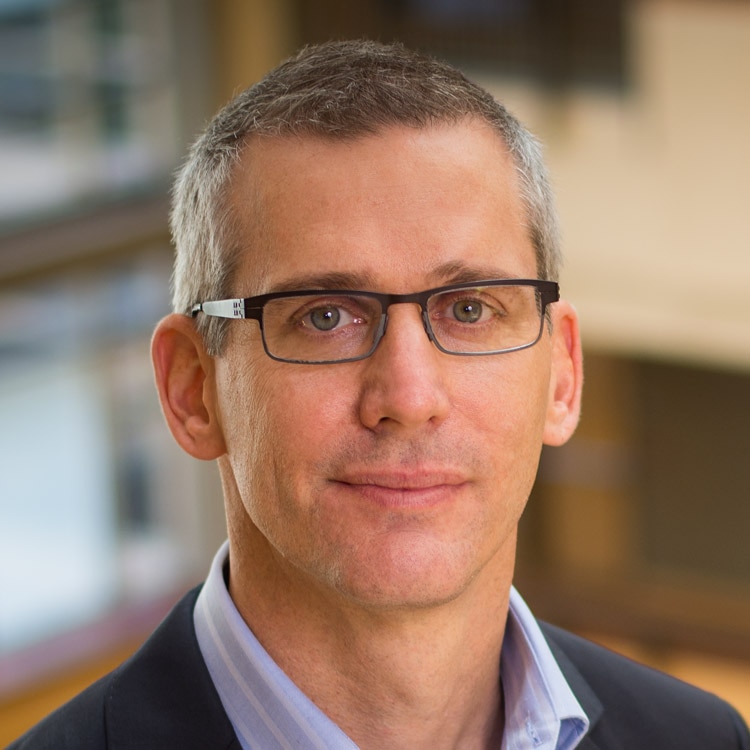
[170,39,560,356]
[153,40,582,614]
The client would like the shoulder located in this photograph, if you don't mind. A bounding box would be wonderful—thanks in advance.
[7,587,239,750]
[5,673,109,750]
[540,622,750,749]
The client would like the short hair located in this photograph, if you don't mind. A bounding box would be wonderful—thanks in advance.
[171,39,560,356]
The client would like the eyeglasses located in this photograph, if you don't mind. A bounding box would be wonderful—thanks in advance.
[191,279,559,364]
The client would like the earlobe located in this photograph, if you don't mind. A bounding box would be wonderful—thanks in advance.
[542,301,583,447]
[151,313,227,460]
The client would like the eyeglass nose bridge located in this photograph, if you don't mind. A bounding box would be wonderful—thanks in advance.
[368,299,438,357]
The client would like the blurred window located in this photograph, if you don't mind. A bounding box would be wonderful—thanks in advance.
[638,360,750,587]
[0,0,217,682]
[295,0,627,89]
[0,251,205,656]
[0,0,180,225]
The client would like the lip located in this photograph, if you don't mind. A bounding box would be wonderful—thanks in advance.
[331,469,469,509]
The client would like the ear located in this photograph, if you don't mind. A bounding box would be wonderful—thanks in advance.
[542,300,583,447]
[151,313,227,460]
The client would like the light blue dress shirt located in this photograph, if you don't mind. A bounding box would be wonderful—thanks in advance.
[194,542,589,749]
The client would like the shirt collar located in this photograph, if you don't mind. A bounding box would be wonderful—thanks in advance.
[194,542,588,750]
[194,541,357,750]
[501,588,590,749]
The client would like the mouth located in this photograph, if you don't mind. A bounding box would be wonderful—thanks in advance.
[332,470,469,509]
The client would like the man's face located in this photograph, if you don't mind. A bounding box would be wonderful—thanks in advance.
[212,120,575,610]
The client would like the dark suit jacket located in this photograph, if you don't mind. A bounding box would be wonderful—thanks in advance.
[7,587,750,749]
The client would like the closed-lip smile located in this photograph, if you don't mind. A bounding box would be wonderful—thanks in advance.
[332,469,469,508]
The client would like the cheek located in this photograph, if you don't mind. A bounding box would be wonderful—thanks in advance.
[265,373,355,488]
[464,354,551,437]
[462,355,551,492]
[216,353,278,499]
[219,358,354,512]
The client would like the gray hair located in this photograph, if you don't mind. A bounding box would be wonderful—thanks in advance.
[171,39,560,355]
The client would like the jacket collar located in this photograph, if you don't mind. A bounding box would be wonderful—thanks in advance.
[105,587,241,749]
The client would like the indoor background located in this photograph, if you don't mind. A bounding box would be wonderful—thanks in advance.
[1,0,749,743]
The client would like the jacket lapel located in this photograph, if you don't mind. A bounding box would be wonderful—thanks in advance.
[104,587,241,749]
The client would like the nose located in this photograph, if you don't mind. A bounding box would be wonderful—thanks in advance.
[357,303,451,432]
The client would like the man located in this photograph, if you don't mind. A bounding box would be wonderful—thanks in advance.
[10,40,749,750]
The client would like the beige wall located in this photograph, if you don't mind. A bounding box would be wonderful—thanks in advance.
[212,0,295,105]
[482,0,750,371]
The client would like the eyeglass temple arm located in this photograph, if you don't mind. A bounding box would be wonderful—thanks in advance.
[191,299,247,318]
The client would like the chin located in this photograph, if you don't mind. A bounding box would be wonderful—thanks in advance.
[311,537,487,612]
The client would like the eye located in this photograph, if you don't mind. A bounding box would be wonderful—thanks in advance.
[309,306,339,331]
[443,295,498,324]
[451,299,484,324]
[301,302,362,332]
[429,288,507,329]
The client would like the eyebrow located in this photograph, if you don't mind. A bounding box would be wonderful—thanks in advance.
[269,271,378,293]
[428,261,521,285]
[265,261,523,295]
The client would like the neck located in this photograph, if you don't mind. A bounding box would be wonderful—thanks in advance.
[227,515,514,750]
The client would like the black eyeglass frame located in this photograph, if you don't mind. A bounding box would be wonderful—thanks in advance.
[191,278,560,364]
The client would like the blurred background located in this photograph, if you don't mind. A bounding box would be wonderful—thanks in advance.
[0,0,748,741]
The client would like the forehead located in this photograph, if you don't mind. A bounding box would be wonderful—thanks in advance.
[227,120,535,293]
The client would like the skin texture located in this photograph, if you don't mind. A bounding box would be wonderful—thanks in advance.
[152,119,583,749]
